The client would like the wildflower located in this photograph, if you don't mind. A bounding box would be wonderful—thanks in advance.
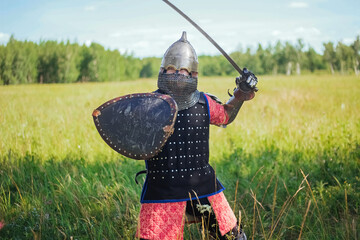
[0,220,5,230]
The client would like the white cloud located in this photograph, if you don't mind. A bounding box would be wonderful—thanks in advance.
[85,40,92,46]
[84,6,96,11]
[272,30,282,36]
[289,2,309,8]
[109,28,160,38]
[0,32,10,43]
[132,41,149,48]
[295,27,321,35]
[342,38,355,45]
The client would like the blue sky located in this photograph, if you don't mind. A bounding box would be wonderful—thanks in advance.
[1,0,359,57]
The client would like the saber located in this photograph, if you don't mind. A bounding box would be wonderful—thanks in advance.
[162,0,244,75]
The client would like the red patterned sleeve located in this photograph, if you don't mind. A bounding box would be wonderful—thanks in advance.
[204,94,229,126]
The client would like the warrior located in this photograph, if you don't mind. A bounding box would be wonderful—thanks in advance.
[136,32,257,240]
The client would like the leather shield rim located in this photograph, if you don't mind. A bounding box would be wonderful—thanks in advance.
[92,93,178,160]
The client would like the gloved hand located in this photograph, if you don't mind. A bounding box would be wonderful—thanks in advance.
[236,68,258,93]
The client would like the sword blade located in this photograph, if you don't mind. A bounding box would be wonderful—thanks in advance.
[163,0,243,75]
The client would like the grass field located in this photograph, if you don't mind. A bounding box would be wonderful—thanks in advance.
[0,75,359,239]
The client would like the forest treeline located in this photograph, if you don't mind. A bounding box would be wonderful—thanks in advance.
[0,35,359,85]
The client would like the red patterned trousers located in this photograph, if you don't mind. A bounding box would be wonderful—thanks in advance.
[136,192,237,240]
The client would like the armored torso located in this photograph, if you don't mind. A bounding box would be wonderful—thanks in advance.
[140,92,224,203]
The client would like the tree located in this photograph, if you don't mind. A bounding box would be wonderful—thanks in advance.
[272,41,285,75]
[323,42,337,75]
[77,44,96,82]
[305,47,325,73]
[284,42,297,75]
[139,57,161,78]
[351,36,360,75]
[295,39,305,75]
[336,42,353,75]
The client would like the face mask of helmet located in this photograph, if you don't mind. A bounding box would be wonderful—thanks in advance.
[158,71,200,111]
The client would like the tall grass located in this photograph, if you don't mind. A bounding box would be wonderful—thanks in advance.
[0,75,359,239]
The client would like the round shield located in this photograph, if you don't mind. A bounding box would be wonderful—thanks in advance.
[93,93,178,160]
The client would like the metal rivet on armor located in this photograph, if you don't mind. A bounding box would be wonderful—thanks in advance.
[172,176,174,178]
[190,175,193,177]
[182,175,184,178]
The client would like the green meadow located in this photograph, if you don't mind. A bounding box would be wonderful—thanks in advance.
[0,75,359,239]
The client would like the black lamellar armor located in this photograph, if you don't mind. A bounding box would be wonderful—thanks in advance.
[140,92,224,203]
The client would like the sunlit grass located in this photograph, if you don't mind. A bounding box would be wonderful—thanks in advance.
[0,75,359,239]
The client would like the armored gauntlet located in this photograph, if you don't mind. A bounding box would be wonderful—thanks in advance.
[224,68,257,125]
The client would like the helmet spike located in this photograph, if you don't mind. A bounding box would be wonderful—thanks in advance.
[180,31,187,42]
